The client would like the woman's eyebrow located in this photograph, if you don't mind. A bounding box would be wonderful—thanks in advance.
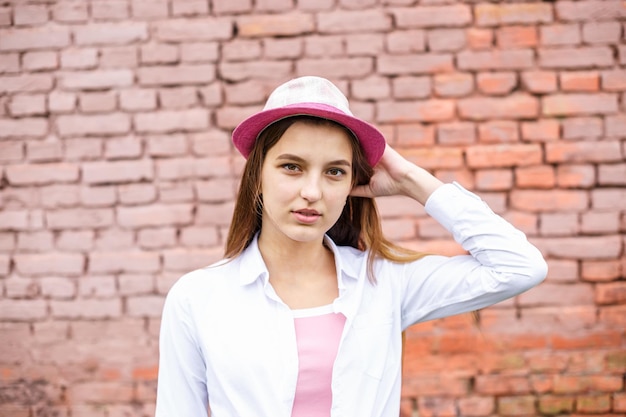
[275,154,352,167]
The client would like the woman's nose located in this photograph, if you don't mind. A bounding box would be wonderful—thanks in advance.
[300,175,322,201]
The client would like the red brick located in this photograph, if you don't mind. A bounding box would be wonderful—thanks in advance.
[584,208,621,233]
[46,208,114,230]
[213,0,252,14]
[615,393,626,412]
[476,3,552,26]
[576,394,611,413]
[538,395,575,414]
[119,88,156,111]
[237,13,314,37]
[582,259,621,281]
[264,38,303,59]
[583,21,621,43]
[535,236,622,259]
[59,69,133,90]
[89,250,161,273]
[17,231,53,251]
[195,178,236,202]
[350,76,390,100]
[60,47,98,69]
[560,71,600,92]
[303,35,344,57]
[386,30,426,54]
[117,204,193,228]
[79,91,117,113]
[53,1,88,22]
[556,1,626,22]
[179,226,220,247]
[562,116,602,139]
[476,72,517,95]
[416,396,457,417]
[377,99,455,123]
[592,189,626,210]
[437,122,475,145]
[154,18,232,41]
[497,395,536,416]
[80,185,117,207]
[137,228,177,250]
[598,163,626,185]
[99,45,138,68]
[519,282,594,306]
[520,120,559,142]
[522,306,597,332]
[554,374,623,394]
[222,60,293,81]
[540,212,579,236]
[196,202,236,226]
[395,123,435,147]
[512,189,589,212]
[515,165,556,189]
[401,147,464,170]
[118,273,155,295]
[172,0,210,16]
[521,70,557,93]
[0,74,53,93]
[552,95,619,120]
[159,87,198,109]
[402,374,469,397]
[391,76,431,99]
[131,0,168,19]
[540,24,581,46]
[466,28,493,50]
[478,121,519,143]
[14,5,49,26]
[140,42,178,64]
[145,133,187,157]
[0,52,19,73]
[126,295,164,317]
[163,248,223,271]
[459,94,538,120]
[6,163,78,185]
[134,109,208,133]
[57,113,130,136]
[466,144,542,168]
[48,90,76,113]
[497,25,538,48]
[602,70,626,91]
[433,72,474,97]
[595,282,626,305]
[318,10,390,33]
[539,47,613,69]
[427,29,465,52]
[0,300,47,320]
[73,22,147,45]
[82,159,153,184]
[22,51,58,71]
[14,252,84,276]
[547,141,622,163]
[392,5,472,28]
[0,142,24,162]
[57,230,95,251]
[222,39,261,61]
[180,42,219,63]
[375,54,451,76]
[40,184,79,208]
[457,396,494,417]
[138,64,214,86]
[64,138,102,160]
[556,164,596,188]
[90,0,129,20]
[477,375,532,396]
[458,50,533,70]
[8,94,46,116]
[346,33,385,56]
[0,26,70,51]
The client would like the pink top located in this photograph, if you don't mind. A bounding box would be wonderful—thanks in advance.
[291,305,346,417]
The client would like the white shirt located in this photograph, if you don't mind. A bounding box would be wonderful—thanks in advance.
[155,183,547,417]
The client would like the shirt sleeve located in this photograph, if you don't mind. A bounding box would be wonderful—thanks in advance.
[155,275,209,417]
[400,182,548,329]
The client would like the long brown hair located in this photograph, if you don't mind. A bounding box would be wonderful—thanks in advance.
[224,116,426,282]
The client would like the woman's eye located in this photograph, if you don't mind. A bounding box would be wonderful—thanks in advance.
[327,168,346,177]
[282,163,300,172]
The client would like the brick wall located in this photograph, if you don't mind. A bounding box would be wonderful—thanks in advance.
[0,0,625,416]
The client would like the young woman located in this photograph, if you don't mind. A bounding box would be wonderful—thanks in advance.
[155,76,547,417]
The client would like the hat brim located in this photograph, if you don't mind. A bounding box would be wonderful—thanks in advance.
[232,103,386,167]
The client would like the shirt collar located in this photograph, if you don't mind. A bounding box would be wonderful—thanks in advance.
[237,234,361,287]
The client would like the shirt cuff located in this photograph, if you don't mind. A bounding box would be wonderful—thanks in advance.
[424,181,491,233]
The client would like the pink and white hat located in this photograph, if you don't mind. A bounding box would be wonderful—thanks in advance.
[231,76,387,167]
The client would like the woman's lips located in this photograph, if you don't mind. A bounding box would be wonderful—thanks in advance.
[292,209,321,224]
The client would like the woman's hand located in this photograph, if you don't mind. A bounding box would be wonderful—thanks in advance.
[350,145,444,205]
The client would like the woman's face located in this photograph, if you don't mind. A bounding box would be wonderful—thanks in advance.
[259,120,354,246]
